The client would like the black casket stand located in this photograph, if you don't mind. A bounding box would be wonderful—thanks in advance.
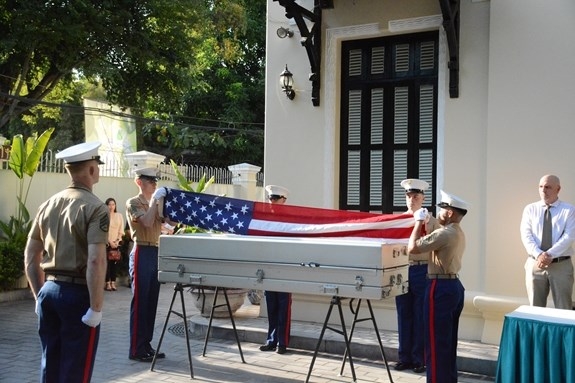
[202,286,246,362]
[151,283,194,378]
[305,297,394,383]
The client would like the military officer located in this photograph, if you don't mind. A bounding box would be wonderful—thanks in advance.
[408,190,468,383]
[259,185,292,355]
[394,179,440,374]
[126,167,168,362]
[25,141,109,382]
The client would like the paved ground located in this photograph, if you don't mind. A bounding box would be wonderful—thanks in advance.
[0,284,496,383]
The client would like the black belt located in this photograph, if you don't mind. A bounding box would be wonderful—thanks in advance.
[552,256,571,263]
[46,274,87,285]
[410,260,428,266]
[530,255,571,263]
[427,274,458,280]
[136,241,158,247]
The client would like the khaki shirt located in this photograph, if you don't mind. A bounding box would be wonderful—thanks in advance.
[29,186,109,276]
[415,222,465,274]
[409,215,441,262]
[126,195,162,244]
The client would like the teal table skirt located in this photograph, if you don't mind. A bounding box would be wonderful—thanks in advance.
[495,305,575,383]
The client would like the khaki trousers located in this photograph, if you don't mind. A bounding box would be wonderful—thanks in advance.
[525,256,574,309]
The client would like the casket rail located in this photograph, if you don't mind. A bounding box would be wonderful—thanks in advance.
[158,234,410,300]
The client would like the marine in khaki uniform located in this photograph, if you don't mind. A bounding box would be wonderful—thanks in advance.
[408,190,468,383]
[126,167,169,362]
[394,179,440,374]
[25,141,109,383]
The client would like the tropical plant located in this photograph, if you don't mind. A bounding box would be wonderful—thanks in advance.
[0,128,54,290]
[4,128,55,233]
[169,159,215,234]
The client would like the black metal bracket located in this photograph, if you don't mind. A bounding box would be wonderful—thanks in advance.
[439,0,461,98]
[274,0,459,100]
[274,0,334,107]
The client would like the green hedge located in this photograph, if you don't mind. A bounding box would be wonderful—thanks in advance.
[0,241,24,292]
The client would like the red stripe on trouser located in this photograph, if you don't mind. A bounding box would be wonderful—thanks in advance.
[284,294,292,346]
[428,279,437,383]
[130,247,140,356]
[82,327,98,383]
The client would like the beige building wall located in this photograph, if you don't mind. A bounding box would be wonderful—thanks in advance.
[265,0,575,343]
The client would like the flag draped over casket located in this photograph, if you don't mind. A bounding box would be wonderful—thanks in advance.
[161,188,413,240]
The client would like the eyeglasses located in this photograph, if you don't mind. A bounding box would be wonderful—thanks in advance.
[268,196,286,202]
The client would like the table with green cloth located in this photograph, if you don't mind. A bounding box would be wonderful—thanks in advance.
[495,305,575,383]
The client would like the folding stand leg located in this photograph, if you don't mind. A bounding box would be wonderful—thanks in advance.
[339,299,393,382]
[202,287,245,363]
[305,296,356,383]
[151,283,194,379]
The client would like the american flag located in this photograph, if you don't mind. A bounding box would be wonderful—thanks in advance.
[162,188,414,240]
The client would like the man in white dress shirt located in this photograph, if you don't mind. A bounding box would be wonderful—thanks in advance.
[520,174,575,310]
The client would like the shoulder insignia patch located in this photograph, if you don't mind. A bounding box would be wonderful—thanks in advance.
[100,214,109,232]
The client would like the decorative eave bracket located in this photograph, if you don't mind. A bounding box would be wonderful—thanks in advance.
[273,0,334,106]
[439,0,461,98]
[274,0,458,100]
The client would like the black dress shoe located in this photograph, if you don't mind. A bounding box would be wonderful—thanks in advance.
[259,344,276,351]
[149,349,166,359]
[412,364,426,373]
[394,362,413,371]
[276,346,287,354]
[129,354,154,362]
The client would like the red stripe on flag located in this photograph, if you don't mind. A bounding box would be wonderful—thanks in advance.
[252,202,412,223]
[248,227,413,238]
[248,202,413,239]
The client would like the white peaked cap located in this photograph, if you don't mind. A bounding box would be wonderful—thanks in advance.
[55,142,103,164]
[265,185,289,198]
[437,190,469,211]
[400,178,429,194]
[132,167,161,181]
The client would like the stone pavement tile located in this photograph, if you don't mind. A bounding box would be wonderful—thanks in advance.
[0,284,495,383]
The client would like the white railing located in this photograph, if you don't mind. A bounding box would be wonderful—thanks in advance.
[0,148,263,186]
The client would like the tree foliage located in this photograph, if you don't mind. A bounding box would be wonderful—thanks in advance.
[0,0,248,126]
[0,0,265,167]
[141,0,266,166]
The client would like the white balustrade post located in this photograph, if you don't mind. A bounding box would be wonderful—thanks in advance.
[228,163,261,201]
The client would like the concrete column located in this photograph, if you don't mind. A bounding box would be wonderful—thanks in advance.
[228,163,261,201]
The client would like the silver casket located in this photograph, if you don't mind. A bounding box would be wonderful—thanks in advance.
[158,234,410,300]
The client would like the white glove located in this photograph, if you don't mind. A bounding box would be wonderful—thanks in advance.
[151,187,167,201]
[82,308,102,328]
[413,208,428,221]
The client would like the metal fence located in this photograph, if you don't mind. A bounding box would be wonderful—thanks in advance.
[0,147,264,186]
